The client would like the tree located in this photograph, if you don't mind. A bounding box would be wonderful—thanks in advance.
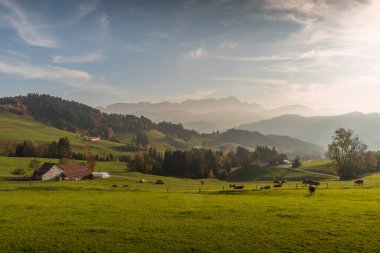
[292,157,301,168]
[326,128,367,179]
[85,153,96,172]
[364,151,377,172]
[28,159,41,171]
[12,168,26,177]
[135,132,150,147]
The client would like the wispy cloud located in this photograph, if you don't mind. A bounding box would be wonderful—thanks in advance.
[0,0,58,47]
[172,90,215,101]
[0,59,127,95]
[78,0,102,18]
[99,13,109,31]
[52,52,103,64]
[185,48,207,59]
[213,77,286,85]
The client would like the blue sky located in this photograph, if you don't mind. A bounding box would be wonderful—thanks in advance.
[1,0,380,111]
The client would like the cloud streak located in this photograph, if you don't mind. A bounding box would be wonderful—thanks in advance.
[52,52,103,64]
[0,59,127,95]
[0,0,58,48]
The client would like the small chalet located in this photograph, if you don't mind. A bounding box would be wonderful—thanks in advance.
[86,136,100,142]
[33,163,93,181]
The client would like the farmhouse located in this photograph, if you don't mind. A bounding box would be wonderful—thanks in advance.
[32,163,63,180]
[33,163,93,181]
[86,136,100,142]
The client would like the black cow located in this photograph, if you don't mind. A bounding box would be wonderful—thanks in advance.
[354,180,364,186]
[273,184,282,188]
[309,185,316,196]
[233,185,244,190]
[309,180,320,186]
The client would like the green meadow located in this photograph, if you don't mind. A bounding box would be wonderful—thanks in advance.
[1,177,380,252]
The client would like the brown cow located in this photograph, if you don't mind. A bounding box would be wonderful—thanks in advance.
[233,185,244,190]
[260,185,271,190]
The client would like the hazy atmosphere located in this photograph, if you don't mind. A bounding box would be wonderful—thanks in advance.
[1,0,380,111]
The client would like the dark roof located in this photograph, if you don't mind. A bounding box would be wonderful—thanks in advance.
[61,164,92,179]
[34,163,62,177]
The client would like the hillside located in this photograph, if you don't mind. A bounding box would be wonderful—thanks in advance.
[202,129,324,159]
[237,112,380,149]
[0,94,324,158]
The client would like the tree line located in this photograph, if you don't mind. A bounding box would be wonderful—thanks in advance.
[0,137,129,162]
[128,145,283,179]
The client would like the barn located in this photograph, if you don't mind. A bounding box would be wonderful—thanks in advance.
[60,164,93,180]
[33,163,93,181]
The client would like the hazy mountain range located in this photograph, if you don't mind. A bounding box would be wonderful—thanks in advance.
[99,97,347,133]
[237,112,380,150]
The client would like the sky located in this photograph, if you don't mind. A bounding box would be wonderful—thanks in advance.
[0,0,380,112]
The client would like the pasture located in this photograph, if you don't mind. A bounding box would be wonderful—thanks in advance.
[1,174,380,252]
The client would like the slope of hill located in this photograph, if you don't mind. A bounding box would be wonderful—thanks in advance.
[0,94,324,158]
[237,112,380,149]
[0,111,126,155]
[203,129,324,159]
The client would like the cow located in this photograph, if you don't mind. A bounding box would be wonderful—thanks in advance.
[309,180,320,186]
[354,180,364,186]
[111,185,118,188]
[309,185,316,196]
[233,185,244,190]
[273,180,281,185]
[303,179,311,185]
[122,185,128,188]
[273,184,282,188]
[281,180,287,184]
[260,185,271,190]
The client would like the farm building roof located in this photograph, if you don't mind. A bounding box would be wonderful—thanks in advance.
[61,164,92,179]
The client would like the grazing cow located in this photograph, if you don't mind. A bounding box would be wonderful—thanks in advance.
[281,180,287,184]
[273,180,281,185]
[122,185,128,188]
[273,184,282,188]
[260,185,271,190]
[303,179,311,185]
[309,185,316,196]
[233,185,244,190]
[111,185,118,188]
[309,180,320,186]
[354,180,364,186]
[155,180,164,184]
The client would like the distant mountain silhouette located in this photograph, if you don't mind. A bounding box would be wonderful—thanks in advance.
[237,112,380,149]
[100,97,339,133]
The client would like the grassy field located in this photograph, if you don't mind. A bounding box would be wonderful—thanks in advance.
[2,156,380,252]
[1,176,380,252]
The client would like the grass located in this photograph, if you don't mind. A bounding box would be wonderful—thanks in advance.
[1,178,380,252]
[0,111,127,155]
[301,159,336,175]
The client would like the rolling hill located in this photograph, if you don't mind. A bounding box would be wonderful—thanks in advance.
[237,112,380,149]
[0,94,324,158]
